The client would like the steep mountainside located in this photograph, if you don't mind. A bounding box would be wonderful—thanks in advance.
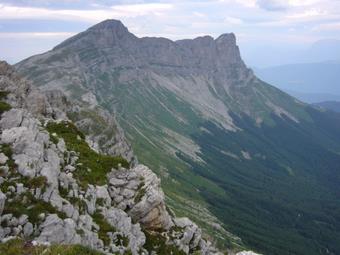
[16,20,340,255]
[0,61,243,255]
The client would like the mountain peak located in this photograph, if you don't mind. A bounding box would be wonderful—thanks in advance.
[53,19,134,50]
[216,33,236,44]
[89,19,128,34]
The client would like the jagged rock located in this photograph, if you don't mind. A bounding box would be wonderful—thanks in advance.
[37,214,81,244]
[0,109,23,130]
[0,191,6,215]
[57,139,66,153]
[41,148,60,186]
[18,215,28,225]
[173,218,201,253]
[95,185,111,206]
[85,185,97,215]
[16,183,24,194]
[62,201,77,219]
[9,216,18,227]
[22,222,33,237]
[102,207,146,255]
[64,165,76,172]
[128,165,173,230]
[43,187,63,210]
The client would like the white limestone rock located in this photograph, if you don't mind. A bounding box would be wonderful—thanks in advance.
[0,190,6,215]
[102,207,145,255]
[23,222,34,237]
[128,164,173,230]
[236,251,262,255]
[37,214,81,244]
[0,153,8,164]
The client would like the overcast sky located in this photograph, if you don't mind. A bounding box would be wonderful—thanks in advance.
[1,0,340,66]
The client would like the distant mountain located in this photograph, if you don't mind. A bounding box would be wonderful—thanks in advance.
[16,20,340,255]
[255,61,340,101]
[283,90,340,104]
[241,39,340,67]
[314,101,340,113]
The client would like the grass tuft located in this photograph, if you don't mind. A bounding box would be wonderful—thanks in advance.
[46,121,129,188]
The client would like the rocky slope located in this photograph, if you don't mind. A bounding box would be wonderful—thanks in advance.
[0,61,251,254]
[15,20,340,255]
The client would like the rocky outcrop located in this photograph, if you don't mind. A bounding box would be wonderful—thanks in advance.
[107,164,173,230]
[0,61,229,254]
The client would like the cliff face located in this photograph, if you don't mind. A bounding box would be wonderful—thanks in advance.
[0,61,231,254]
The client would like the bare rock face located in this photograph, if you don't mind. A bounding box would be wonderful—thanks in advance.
[37,214,81,244]
[107,164,173,230]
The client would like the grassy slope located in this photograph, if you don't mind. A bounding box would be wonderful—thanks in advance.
[99,74,340,254]
[180,109,340,255]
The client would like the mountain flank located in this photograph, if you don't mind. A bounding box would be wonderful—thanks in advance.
[15,20,340,255]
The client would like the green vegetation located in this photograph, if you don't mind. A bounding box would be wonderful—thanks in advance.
[46,121,129,187]
[0,91,11,115]
[25,176,47,189]
[49,133,59,144]
[143,230,186,255]
[0,238,104,255]
[2,192,66,225]
[92,211,116,246]
[0,101,11,115]
[0,144,16,172]
[176,111,340,255]
[115,234,129,247]
[0,91,10,99]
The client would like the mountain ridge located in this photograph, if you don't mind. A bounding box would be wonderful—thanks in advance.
[15,20,340,255]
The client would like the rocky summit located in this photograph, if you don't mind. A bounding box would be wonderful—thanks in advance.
[14,20,340,255]
[0,60,258,254]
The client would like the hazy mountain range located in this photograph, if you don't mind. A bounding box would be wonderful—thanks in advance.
[314,101,340,113]
[242,39,340,68]
[255,60,340,103]
[7,20,340,255]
